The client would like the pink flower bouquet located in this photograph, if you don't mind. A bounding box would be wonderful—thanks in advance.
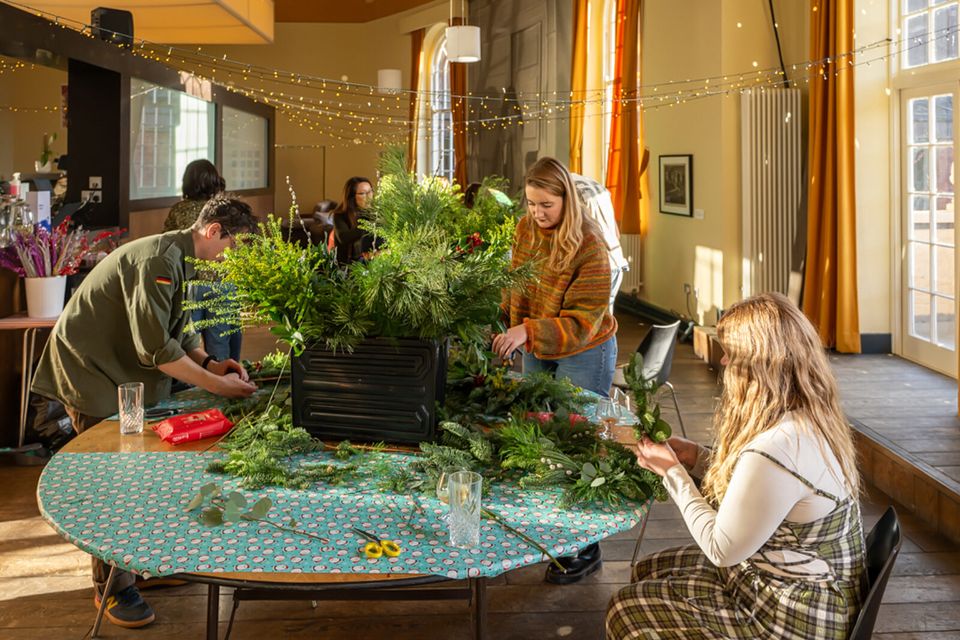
[0,219,122,278]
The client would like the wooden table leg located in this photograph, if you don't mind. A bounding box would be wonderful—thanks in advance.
[91,564,118,639]
[471,577,487,640]
[206,584,220,640]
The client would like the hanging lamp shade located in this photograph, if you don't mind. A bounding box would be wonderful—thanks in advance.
[377,68,402,93]
[445,25,481,63]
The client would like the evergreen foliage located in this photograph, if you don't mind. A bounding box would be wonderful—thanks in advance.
[189,147,529,352]
[623,353,673,443]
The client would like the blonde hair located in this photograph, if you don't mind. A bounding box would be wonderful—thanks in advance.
[700,292,860,505]
[524,157,600,273]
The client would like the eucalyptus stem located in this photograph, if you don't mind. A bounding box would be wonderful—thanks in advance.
[481,507,566,573]
[207,495,330,544]
[241,514,329,544]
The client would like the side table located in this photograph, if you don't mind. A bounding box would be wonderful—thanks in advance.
[0,313,59,446]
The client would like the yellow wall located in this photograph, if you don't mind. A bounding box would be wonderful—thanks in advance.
[640,0,809,323]
[203,3,449,214]
[854,0,892,335]
[0,61,68,181]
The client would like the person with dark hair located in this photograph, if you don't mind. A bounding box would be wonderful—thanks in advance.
[162,159,226,232]
[463,182,482,209]
[164,161,238,361]
[31,196,259,630]
[331,176,374,264]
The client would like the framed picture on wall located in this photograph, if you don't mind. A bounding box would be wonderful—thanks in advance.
[659,154,693,216]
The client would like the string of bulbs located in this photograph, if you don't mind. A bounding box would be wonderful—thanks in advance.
[3,0,957,148]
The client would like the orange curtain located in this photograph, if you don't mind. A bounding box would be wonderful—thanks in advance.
[450,18,469,188]
[569,0,588,173]
[407,28,425,173]
[802,0,860,353]
[604,0,647,236]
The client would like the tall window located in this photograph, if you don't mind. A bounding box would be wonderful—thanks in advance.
[599,0,619,180]
[896,0,960,376]
[901,88,957,374]
[129,79,215,200]
[902,0,959,69]
[429,39,455,181]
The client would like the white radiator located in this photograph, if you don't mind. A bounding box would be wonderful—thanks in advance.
[740,88,803,298]
[620,233,642,294]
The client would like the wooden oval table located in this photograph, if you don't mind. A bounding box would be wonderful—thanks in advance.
[39,416,648,640]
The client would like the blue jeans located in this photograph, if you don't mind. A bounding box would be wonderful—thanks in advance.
[192,284,243,362]
[522,334,617,397]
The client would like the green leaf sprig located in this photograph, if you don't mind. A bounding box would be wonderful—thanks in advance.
[623,353,672,443]
[185,482,328,543]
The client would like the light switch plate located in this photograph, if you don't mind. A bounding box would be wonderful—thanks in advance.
[693,208,704,219]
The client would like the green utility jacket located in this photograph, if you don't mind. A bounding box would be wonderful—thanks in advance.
[32,230,202,418]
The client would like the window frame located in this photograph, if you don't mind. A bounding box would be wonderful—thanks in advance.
[428,38,455,182]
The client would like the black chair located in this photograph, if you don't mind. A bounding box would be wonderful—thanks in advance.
[613,320,686,438]
[848,506,902,640]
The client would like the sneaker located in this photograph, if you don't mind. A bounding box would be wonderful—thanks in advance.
[94,585,156,629]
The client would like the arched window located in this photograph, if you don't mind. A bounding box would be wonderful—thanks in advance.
[429,38,455,181]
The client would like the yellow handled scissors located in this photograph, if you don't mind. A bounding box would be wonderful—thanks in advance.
[352,527,401,559]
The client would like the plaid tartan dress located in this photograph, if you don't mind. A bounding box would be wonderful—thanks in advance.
[606,450,866,639]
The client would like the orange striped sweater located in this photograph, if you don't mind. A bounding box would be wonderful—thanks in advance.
[505,214,618,359]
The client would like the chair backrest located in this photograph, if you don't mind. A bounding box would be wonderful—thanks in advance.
[637,320,681,386]
[848,506,902,640]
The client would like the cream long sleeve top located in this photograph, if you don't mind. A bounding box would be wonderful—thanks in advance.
[664,412,851,577]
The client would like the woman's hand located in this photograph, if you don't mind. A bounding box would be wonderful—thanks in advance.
[635,437,681,477]
[667,436,700,471]
[209,358,250,382]
[491,324,528,360]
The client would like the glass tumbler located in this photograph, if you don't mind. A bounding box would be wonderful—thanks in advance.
[447,470,482,548]
[118,382,144,435]
[596,397,618,440]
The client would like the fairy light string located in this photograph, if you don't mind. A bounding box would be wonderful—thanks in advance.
[1,0,952,147]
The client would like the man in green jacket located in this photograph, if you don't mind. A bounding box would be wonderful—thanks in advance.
[32,195,259,629]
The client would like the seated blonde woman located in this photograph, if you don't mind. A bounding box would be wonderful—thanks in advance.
[606,292,866,640]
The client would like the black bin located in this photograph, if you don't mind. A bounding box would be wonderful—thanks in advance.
[291,337,447,444]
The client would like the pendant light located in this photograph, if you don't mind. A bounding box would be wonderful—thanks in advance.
[445,0,481,63]
[376,68,402,93]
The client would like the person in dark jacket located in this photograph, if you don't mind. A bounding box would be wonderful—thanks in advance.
[331,176,374,264]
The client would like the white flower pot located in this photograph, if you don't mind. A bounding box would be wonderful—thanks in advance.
[24,276,66,318]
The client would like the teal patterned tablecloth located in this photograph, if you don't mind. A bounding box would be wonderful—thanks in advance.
[38,451,648,581]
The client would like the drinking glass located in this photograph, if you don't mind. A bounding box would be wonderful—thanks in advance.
[596,397,618,440]
[448,470,482,548]
[611,387,633,425]
[118,382,144,435]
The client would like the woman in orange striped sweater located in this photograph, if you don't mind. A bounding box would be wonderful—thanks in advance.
[493,157,619,397]
[493,156,620,584]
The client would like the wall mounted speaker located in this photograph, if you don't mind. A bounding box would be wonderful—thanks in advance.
[90,8,134,47]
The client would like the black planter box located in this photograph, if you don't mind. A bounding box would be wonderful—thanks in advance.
[290,337,447,444]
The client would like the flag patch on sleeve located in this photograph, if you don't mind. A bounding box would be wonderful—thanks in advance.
[155,276,173,286]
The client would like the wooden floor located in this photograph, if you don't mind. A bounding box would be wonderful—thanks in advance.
[830,353,960,486]
[1,317,959,638]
